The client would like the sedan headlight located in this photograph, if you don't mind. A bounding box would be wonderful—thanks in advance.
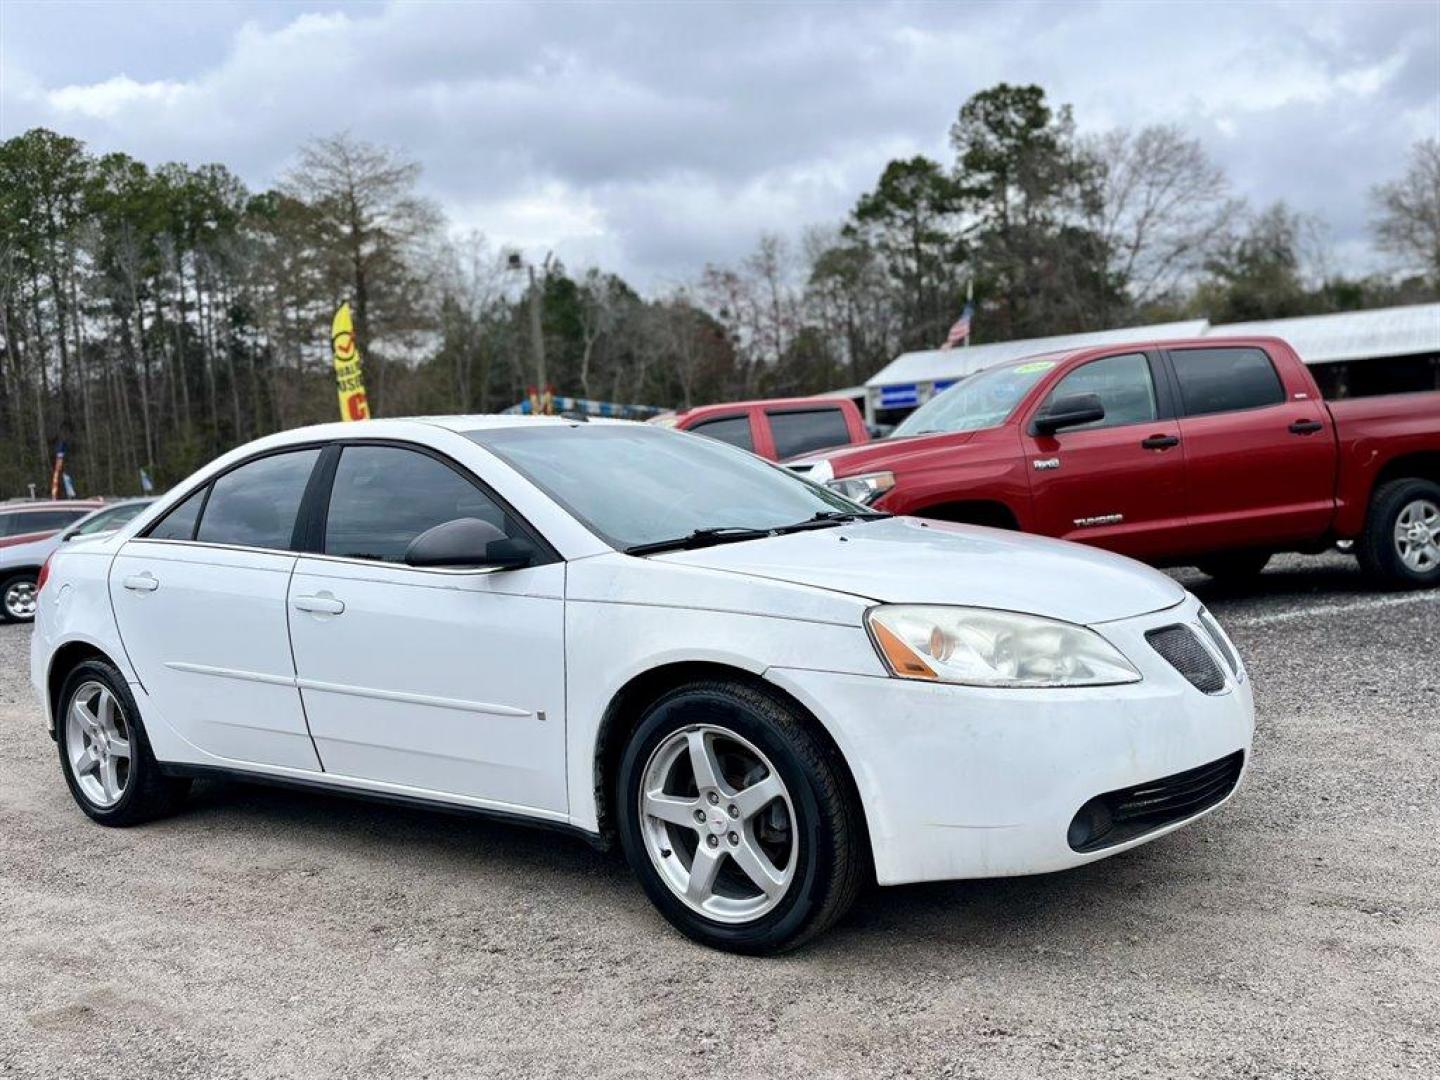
[866,605,1142,688]
[825,470,895,506]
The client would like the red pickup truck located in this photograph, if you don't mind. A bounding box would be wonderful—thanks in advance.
[803,337,1440,588]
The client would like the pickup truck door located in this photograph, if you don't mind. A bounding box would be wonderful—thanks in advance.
[1022,352,1189,559]
[1164,345,1337,551]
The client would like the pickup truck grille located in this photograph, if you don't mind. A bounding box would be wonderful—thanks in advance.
[1146,624,1226,693]
[1068,751,1245,852]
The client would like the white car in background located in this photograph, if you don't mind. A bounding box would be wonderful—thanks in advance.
[30,418,1253,953]
[2,500,152,623]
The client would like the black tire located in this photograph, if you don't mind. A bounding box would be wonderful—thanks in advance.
[1196,552,1271,581]
[1,571,38,623]
[56,658,190,826]
[615,679,866,954]
[1357,477,1440,590]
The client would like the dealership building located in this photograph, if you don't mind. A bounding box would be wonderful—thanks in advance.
[861,302,1440,426]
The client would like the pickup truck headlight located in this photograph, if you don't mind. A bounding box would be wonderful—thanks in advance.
[824,470,895,506]
[867,605,1142,688]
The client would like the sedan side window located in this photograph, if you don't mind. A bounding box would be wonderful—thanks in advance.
[1041,353,1157,431]
[323,445,514,563]
[194,449,321,550]
[147,488,206,541]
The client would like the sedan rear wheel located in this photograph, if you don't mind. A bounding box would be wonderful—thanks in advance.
[617,679,866,954]
[57,658,190,825]
[1,574,38,623]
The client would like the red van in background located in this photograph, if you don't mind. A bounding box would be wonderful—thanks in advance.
[662,396,870,463]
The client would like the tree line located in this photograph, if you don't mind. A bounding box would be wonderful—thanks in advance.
[2,83,1436,496]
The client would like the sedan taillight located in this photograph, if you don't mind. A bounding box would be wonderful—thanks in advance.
[36,554,53,594]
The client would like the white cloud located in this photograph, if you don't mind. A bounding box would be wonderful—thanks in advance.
[47,75,189,119]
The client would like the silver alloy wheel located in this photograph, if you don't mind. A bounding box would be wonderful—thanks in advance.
[65,681,132,808]
[3,579,36,620]
[1394,498,1440,573]
[638,724,798,923]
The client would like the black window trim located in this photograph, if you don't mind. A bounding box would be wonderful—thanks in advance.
[135,437,561,570]
[1160,344,1288,419]
[1026,350,1176,436]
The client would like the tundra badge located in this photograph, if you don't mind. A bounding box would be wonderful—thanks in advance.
[1033,457,1060,471]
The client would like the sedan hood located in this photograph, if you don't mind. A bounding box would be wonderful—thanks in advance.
[655,516,1185,625]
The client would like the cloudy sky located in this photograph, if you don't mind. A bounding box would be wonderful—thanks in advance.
[2,1,1436,287]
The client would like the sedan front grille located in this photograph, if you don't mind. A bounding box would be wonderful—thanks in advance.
[1146,624,1226,694]
[1068,751,1245,852]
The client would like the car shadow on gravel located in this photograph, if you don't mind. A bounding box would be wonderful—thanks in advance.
[1172,553,1380,609]
[176,773,1231,961]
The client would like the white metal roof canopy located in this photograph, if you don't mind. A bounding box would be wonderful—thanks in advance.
[863,302,1440,392]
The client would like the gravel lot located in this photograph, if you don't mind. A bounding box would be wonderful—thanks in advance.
[2,552,1436,1079]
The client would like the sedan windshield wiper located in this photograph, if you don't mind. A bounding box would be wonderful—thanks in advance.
[625,526,776,556]
[771,510,889,535]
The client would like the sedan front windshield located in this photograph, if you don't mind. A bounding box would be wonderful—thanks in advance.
[892,357,1060,436]
[470,423,867,551]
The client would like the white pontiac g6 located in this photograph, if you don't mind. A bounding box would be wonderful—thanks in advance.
[31,417,1253,953]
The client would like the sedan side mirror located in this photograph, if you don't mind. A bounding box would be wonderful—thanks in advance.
[404,518,534,570]
[1034,393,1105,435]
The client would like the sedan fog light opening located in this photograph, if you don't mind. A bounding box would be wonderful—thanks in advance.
[866,605,1142,688]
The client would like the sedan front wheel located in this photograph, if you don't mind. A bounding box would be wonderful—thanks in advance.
[617,679,866,954]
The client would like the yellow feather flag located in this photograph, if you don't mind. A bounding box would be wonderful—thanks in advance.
[330,302,371,421]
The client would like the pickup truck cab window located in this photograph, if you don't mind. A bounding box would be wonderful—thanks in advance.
[1039,353,1158,430]
[1170,347,1285,416]
[767,407,851,458]
[194,448,321,550]
[323,444,516,563]
[689,414,755,451]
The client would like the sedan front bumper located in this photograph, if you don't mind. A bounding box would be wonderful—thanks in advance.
[765,596,1254,886]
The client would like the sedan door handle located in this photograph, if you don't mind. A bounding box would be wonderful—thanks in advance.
[1141,434,1180,450]
[122,573,159,592]
[292,594,345,615]
[1288,419,1324,435]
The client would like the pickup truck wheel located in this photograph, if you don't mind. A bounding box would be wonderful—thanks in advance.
[1358,478,1440,590]
[1195,552,1271,581]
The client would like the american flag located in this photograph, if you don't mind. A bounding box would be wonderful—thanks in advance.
[940,301,973,350]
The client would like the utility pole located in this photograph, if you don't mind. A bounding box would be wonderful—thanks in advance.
[527,263,547,391]
[510,251,548,395]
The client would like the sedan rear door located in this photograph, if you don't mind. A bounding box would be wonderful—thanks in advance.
[108,448,323,771]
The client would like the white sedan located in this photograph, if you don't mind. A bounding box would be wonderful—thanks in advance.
[31,417,1253,953]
